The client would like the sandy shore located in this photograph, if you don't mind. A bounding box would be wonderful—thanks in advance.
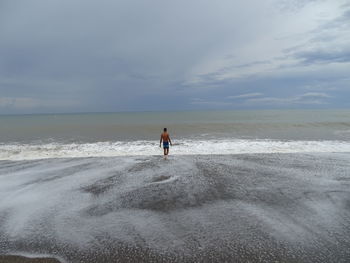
[0,153,349,262]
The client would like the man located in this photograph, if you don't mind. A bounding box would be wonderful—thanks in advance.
[160,128,172,159]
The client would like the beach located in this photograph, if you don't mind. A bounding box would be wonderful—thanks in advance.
[1,153,349,262]
[2,0,350,259]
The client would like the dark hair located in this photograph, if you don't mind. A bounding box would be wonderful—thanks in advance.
[164,128,167,132]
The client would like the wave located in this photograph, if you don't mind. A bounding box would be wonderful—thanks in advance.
[0,139,349,160]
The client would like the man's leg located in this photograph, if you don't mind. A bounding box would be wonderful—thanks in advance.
[164,147,168,159]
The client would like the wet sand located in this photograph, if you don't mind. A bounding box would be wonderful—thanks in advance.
[0,255,61,263]
[0,153,349,262]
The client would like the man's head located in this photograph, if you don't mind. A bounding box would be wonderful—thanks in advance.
[164,128,167,132]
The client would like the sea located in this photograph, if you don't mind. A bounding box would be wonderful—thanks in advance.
[0,109,350,160]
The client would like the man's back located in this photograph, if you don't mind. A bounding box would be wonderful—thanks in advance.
[161,132,170,142]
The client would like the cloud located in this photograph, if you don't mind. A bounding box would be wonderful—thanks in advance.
[190,98,232,107]
[189,1,350,82]
[293,49,350,65]
[246,92,332,106]
[233,60,271,69]
[0,96,79,110]
[275,0,322,13]
[0,97,45,109]
[299,92,331,98]
[0,0,349,113]
[227,93,263,99]
[283,4,350,66]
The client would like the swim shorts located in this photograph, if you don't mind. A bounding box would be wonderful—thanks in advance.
[163,142,169,148]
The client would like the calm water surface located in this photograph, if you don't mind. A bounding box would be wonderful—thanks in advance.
[0,109,349,143]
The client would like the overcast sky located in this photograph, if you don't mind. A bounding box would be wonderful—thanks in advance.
[0,0,349,114]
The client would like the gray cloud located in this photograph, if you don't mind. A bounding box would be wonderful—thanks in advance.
[275,0,322,13]
[0,0,349,113]
[293,49,350,65]
[227,93,263,99]
[190,98,233,108]
[0,96,79,111]
[283,5,350,66]
[246,92,332,107]
[299,92,331,98]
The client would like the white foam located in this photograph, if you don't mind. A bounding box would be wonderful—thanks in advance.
[0,154,349,260]
[0,139,349,160]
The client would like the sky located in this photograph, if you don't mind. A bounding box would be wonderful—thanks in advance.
[0,0,349,114]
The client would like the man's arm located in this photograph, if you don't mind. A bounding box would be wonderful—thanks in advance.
[169,136,172,146]
[160,134,163,147]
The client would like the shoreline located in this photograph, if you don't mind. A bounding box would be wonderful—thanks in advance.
[1,139,350,161]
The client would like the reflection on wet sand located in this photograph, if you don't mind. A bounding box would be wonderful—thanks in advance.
[0,255,61,263]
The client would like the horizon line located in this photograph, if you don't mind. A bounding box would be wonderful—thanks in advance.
[0,107,349,117]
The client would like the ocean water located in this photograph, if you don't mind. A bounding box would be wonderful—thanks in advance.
[0,109,349,160]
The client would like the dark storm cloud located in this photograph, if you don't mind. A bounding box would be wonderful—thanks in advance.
[1,0,239,113]
[0,0,349,113]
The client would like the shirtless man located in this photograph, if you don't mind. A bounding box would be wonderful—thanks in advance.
[160,128,172,159]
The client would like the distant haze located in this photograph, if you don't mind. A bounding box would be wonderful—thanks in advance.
[1,0,349,114]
